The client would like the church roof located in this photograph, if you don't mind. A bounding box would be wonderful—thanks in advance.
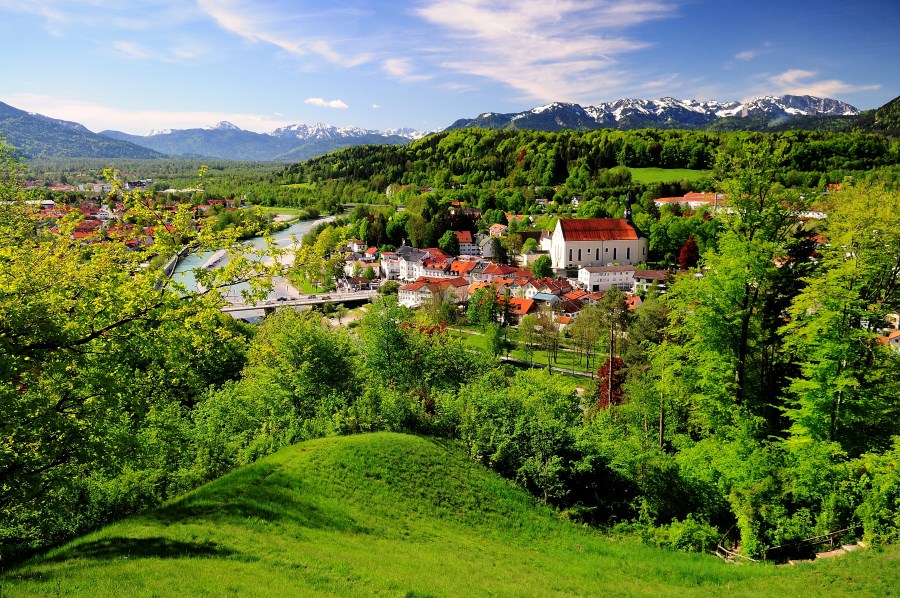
[557,218,640,241]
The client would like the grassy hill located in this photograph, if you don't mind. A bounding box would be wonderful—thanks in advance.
[2,433,897,597]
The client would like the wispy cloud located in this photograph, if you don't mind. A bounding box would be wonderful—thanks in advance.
[109,38,209,63]
[382,58,432,82]
[305,97,349,109]
[195,0,373,68]
[412,0,676,103]
[767,69,881,97]
[0,0,202,30]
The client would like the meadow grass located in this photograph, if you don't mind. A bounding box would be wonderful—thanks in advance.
[630,167,712,184]
[252,205,307,216]
[2,433,897,597]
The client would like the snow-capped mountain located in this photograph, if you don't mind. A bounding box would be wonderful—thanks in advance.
[100,120,425,162]
[449,95,860,132]
[204,121,242,131]
[269,122,424,141]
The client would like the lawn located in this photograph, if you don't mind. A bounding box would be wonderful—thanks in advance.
[252,205,307,216]
[3,433,898,597]
[630,167,712,184]
[450,326,601,377]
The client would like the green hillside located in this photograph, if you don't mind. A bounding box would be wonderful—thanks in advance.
[3,433,897,597]
[0,101,163,159]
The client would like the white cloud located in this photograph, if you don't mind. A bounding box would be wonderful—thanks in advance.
[767,69,880,97]
[305,97,349,109]
[372,104,381,109]
[195,0,373,68]
[413,0,675,103]
[4,93,298,134]
[735,49,760,61]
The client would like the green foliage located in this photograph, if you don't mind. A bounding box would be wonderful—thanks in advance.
[8,434,900,596]
[531,254,553,278]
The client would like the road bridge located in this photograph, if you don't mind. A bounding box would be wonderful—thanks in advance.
[221,290,377,315]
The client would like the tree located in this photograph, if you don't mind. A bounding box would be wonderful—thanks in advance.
[504,233,524,266]
[0,143,270,556]
[491,236,508,265]
[485,322,505,359]
[363,265,377,280]
[536,305,560,372]
[569,304,602,370]
[438,230,460,256]
[518,313,540,365]
[531,254,553,278]
[467,287,499,330]
[782,182,900,455]
[522,237,538,254]
[677,236,700,269]
[597,356,627,408]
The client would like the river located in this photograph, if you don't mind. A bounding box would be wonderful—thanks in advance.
[170,216,333,302]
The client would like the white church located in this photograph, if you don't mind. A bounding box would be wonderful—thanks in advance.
[547,201,647,270]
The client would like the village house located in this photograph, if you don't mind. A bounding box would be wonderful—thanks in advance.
[478,235,494,259]
[488,223,508,237]
[398,276,469,308]
[379,251,401,280]
[632,269,673,294]
[501,297,537,325]
[654,192,727,211]
[453,230,480,256]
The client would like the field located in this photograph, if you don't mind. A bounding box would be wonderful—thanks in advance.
[2,433,897,597]
[629,167,712,184]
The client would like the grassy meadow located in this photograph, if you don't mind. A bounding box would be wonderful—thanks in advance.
[2,433,897,597]
[629,167,712,184]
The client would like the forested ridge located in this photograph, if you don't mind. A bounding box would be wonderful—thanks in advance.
[281,127,899,191]
[2,126,900,568]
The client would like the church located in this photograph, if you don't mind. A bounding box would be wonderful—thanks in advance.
[549,202,647,271]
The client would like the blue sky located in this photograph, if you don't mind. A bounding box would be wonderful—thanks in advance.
[1,0,897,135]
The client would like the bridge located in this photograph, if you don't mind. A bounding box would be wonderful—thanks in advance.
[221,289,377,315]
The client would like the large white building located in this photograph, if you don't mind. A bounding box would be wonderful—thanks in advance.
[550,217,647,270]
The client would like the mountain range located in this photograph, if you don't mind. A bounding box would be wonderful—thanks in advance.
[447,95,861,132]
[1,94,893,162]
[100,121,425,162]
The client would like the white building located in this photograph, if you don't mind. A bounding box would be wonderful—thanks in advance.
[550,217,647,270]
[453,231,479,256]
[578,266,636,292]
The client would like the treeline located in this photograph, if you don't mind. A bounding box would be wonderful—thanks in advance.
[281,128,900,192]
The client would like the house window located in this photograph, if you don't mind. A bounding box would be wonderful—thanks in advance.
[578,249,582,261]
[569,248,572,262]
[613,247,617,260]
[626,247,631,260]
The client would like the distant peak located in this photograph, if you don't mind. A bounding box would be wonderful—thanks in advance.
[206,121,241,131]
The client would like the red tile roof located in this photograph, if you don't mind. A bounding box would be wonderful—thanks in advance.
[505,297,536,316]
[558,218,639,241]
[423,247,451,260]
[453,230,474,244]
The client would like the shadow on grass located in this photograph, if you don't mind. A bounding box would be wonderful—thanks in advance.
[44,536,235,563]
[145,467,373,536]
